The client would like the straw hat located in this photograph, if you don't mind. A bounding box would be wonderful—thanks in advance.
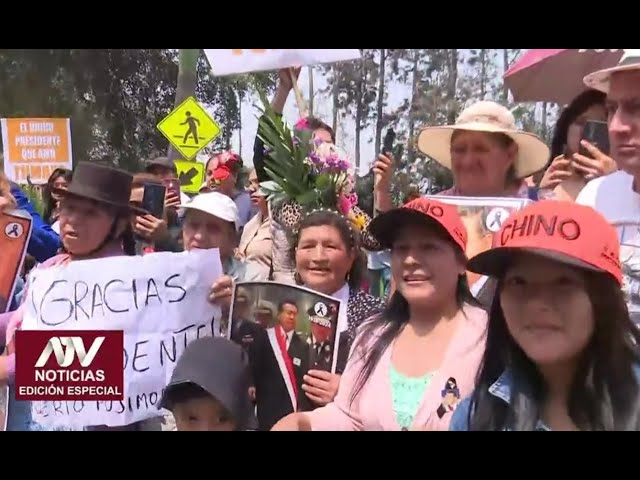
[416,101,550,179]
[583,49,640,93]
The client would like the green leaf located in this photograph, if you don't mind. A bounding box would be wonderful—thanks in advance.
[296,190,319,206]
[315,173,331,190]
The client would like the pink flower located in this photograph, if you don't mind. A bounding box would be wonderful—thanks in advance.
[294,117,309,130]
[337,194,353,215]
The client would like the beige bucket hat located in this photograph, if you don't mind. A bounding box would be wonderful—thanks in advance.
[583,49,640,93]
[416,101,550,179]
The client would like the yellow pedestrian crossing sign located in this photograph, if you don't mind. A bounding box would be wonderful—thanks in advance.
[157,96,221,160]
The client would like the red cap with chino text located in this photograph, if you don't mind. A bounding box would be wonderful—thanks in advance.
[369,197,467,253]
[467,200,622,285]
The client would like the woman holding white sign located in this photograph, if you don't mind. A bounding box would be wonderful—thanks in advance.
[0,162,155,431]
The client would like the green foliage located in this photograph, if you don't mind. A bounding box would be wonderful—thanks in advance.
[0,49,276,172]
[255,89,351,212]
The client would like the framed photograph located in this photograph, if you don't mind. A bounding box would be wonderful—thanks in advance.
[228,282,344,410]
[425,195,532,305]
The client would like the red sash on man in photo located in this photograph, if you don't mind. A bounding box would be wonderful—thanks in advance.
[275,325,298,400]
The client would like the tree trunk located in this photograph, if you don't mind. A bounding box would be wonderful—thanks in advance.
[354,58,364,171]
[408,49,420,163]
[308,66,314,117]
[502,49,509,102]
[374,49,386,158]
[446,49,459,124]
[166,49,200,161]
[238,91,243,157]
[332,65,339,134]
[480,49,486,99]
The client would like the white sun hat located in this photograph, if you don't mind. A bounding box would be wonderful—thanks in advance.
[416,100,550,179]
[583,49,640,93]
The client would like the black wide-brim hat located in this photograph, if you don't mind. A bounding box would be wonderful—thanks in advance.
[53,162,146,215]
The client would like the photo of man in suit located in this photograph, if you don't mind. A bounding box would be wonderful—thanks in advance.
[251,298,311,430]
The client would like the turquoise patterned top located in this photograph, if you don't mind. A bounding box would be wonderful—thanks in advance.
[390,365,435,429]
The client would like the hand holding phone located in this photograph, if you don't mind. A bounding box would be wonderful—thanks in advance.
[382,128,396,157]
[142,183,166,219]
[579,120,610,158]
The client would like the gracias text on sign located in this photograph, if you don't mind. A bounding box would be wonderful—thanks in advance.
[0,118,72,185]
[21,249,223,429]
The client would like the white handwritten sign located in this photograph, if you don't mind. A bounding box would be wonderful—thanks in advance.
[22,249,223,428]
[203,49,361,76]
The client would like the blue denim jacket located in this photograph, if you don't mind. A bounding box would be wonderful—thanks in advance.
[450,365,640,431]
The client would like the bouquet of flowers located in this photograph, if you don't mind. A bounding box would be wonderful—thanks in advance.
[256,90,363,227]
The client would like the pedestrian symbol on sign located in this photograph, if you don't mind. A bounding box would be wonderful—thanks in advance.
[181,112,201,145]
[157,96,221,160]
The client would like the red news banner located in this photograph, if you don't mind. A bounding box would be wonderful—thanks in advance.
[14,330,123,401]
[15,250,222,429]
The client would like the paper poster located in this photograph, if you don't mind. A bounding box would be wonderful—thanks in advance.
[203,49,361,76]
[426,195,532,305]
[229,282,343,410]
[22,249,222,428]
[1,118,73,185]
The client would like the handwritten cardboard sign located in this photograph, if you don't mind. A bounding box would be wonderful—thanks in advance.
[203,49,361,76]
[22,249,222,428]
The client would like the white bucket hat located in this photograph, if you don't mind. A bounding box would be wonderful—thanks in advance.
[583,49,640,93]
[179,191,240,231]
[416,101,550,179]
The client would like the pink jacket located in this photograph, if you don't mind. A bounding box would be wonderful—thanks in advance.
[306,304,488,431]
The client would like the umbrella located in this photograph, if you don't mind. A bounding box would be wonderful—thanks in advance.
[504,49,624,105]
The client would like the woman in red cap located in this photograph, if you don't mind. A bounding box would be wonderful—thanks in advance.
[272,198,488,431]
[451,200,640,431]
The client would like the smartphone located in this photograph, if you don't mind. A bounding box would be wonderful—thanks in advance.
[382,128,396,157]
[163,177,181,200]
[142,183,166,219]
[579,120,610,158]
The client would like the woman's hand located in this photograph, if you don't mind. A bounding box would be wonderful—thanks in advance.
[572,140,617,180]
[0,196,12,213]
[209,275,233,311]
[134,215,168,242]
[277,67,301,92]
[373,153,394,212]
[538,155,573,190]
[302,370,340,406]
[271,413,311,431]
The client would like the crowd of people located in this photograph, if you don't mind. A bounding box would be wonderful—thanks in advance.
[0,52,639,431]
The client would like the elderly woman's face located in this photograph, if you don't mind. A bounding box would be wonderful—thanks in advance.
[450,131,516,196]
[182,209,236,258]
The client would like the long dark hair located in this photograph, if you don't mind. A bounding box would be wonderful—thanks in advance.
[348,225,482,404]
[467,271,640,431]
[290,210,365,290]
[43,168,73,224]
[549,89,606,162]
